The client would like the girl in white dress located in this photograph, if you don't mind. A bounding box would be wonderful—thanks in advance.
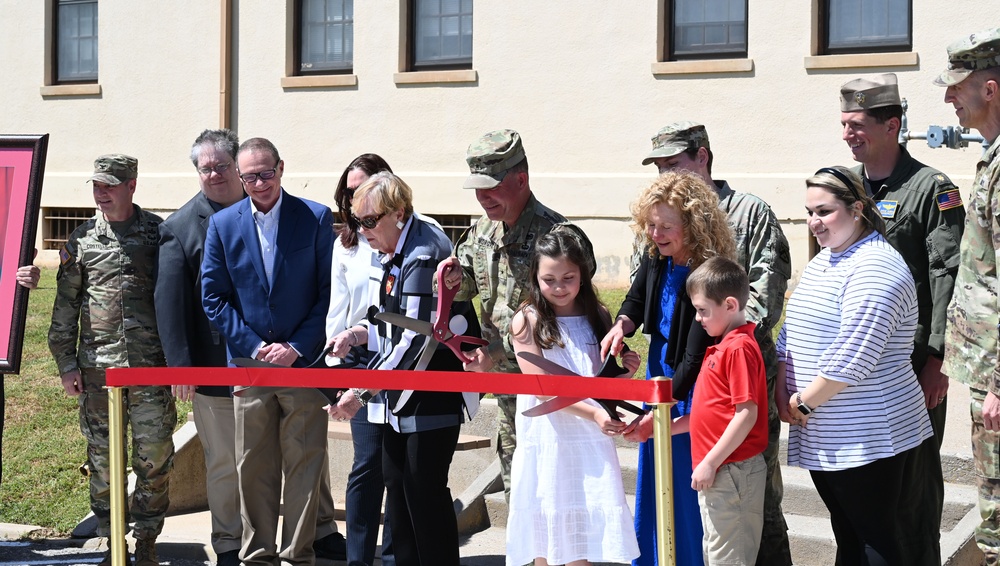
[507,225,642,566]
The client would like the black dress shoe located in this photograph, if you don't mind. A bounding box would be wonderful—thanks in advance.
[216,549,241,566]
[313,532,347,561]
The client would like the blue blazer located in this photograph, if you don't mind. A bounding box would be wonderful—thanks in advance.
[201,191,334,366]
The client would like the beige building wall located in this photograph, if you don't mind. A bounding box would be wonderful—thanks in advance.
[0,1,992,286]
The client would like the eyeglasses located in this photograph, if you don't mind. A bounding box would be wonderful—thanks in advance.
[352,212,387,229]
[239,168,278,184]
[197,162,232,176]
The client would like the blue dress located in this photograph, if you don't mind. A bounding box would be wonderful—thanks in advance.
[633,260,702,566]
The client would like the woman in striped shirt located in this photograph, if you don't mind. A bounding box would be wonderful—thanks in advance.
[776,166,932,565]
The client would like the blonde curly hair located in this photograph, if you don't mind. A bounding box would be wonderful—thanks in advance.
[630,171,736,267]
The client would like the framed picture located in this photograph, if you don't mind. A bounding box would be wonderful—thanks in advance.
[0,134,48,374]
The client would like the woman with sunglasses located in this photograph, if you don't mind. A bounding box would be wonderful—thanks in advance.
[776,166,933,565]
[327,171,480,566]
[322,153,396,566]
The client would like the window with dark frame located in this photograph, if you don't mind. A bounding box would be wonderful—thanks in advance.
[411,0,473,71]
[668,0,748,60]
[297,0,354,74]
[43,207,96,250]
[55,0,98,83]
[822,0,911,54]
[425,214,475,247]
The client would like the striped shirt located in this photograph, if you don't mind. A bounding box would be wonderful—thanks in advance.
[777,231,932,471]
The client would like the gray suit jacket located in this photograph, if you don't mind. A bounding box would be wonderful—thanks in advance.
[155,192,231,396]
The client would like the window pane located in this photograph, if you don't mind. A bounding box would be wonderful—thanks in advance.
[300,0,354,73]
[672,0,747,58]
[827,0,909,52]
[414,0,473,68]
[56,0,98,82]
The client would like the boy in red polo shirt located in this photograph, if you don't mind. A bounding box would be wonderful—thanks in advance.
[674,256,768,565]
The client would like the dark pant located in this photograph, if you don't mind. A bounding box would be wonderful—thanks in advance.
[810,448,912,566]
[897,424,944,566]
[382,424,460,566]
[347,410,394,566]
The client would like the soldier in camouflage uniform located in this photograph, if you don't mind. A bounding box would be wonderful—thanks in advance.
[439,130,593,502]
[937,27,1000,564]
[48,154,176,566]
[642,122,793,566]
[839,74,963,565]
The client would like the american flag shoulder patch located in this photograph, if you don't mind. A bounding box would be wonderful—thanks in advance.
[936,189,963,211]
[59,245,73,265]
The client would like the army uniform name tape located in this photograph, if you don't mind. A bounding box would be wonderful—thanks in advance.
[106,367,674,404]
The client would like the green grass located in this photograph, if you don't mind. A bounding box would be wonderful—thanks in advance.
[599,288,651,379]
[0,268,191,535]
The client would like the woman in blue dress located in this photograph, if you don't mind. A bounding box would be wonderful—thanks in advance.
[601,171,737,566]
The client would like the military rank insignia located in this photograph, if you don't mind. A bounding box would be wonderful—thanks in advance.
[876,201,898,219]
[936,189,964,211]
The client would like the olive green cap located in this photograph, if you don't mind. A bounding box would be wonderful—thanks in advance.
[841,73,901,111]
[934,27,1000,87]
[89,154,138,185]
[464,129,526,189]
[642,122,710,166]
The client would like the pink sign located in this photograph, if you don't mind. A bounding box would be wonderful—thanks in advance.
[0,136,48,373]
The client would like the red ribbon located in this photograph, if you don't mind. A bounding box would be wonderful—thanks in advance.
[106,367,674,404]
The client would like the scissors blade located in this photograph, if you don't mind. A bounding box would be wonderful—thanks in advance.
[515,352,582,377]
[374,312,435,336]
[231,357,280,368]
[521,395,586,417]
[229,358,344,402]
[515,352,586,417]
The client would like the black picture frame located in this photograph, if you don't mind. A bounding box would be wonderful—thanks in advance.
[0,134,49,374]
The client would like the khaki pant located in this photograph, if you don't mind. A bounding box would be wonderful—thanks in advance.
[698,453,766,566]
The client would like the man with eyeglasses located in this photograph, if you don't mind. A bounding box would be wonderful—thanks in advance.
[201,137,337,565]
[838,74,963,566]
[155,129,245,566]
[439,129,593,503]
[154,129,344,565]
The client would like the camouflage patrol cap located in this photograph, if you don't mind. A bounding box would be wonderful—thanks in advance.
[934,27,1000,87]
[89,154,138,185]
[464,129,526,189]
[641,122,710,166]
[841,73,901,112]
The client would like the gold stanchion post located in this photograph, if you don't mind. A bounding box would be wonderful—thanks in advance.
[652,376,676,566]
[107,386,128,566]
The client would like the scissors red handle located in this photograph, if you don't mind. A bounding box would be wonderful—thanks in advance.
[434,262,489,364]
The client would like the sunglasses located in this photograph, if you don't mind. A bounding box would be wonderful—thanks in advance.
[352,212,387,229]
[239,167,278,184]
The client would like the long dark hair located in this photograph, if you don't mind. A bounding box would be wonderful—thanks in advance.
[336,153,393,248]
[516,226,607,350]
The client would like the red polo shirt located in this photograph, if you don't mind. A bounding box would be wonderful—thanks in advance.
[690,322,768,469]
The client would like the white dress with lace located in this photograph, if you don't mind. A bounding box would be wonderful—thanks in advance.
[506,315,640,565]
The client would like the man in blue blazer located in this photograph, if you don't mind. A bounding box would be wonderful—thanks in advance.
[201,137,336,565]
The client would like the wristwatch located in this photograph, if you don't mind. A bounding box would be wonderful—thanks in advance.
[352,388,373,406]
[795,392,813,415]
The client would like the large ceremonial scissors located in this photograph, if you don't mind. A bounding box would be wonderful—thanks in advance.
[516,349,648,422]
[373,262,489,364]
